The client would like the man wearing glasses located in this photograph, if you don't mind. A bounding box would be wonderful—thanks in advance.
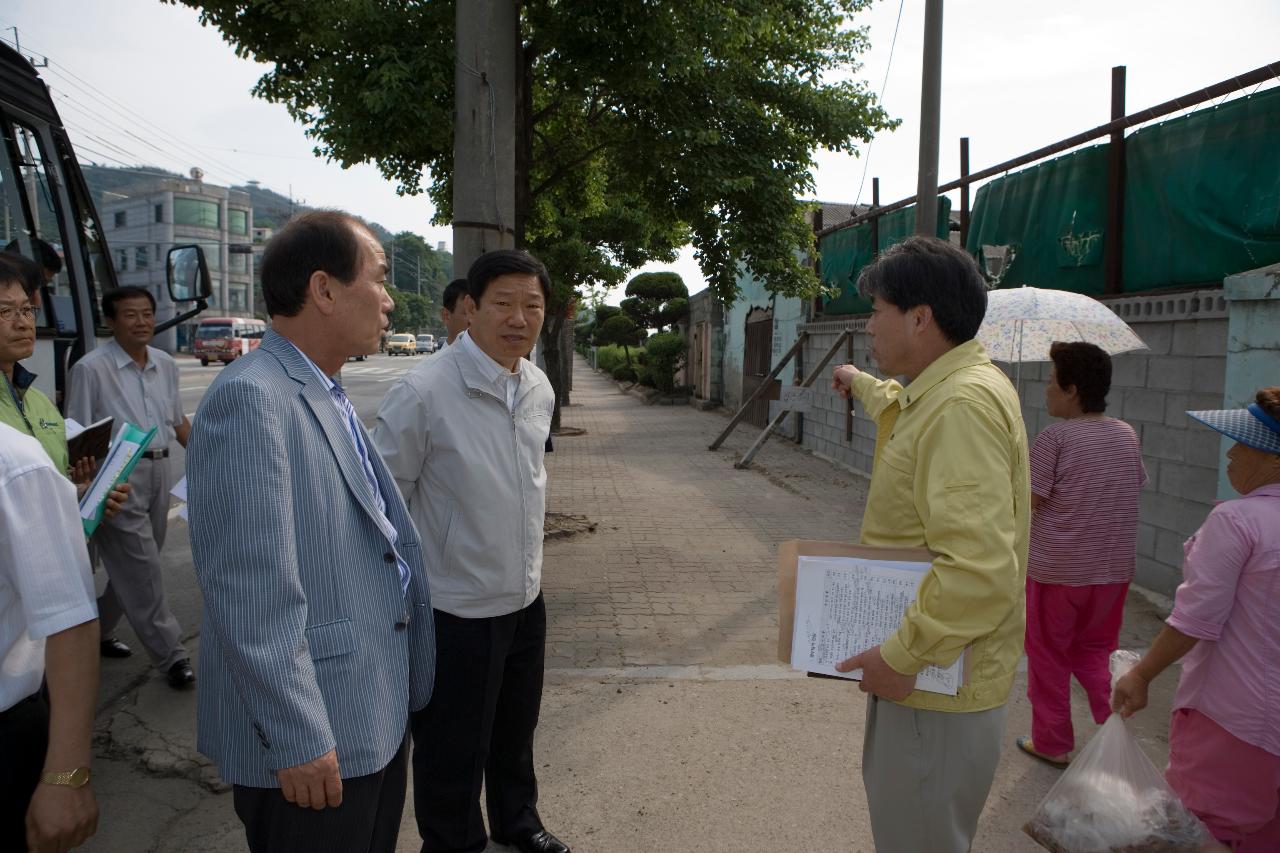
[0,252,71,470]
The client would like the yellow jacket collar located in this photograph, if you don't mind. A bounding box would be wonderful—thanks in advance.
[899,339,992,409]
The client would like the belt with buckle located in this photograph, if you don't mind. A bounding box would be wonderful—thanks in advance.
[141,448,169,460]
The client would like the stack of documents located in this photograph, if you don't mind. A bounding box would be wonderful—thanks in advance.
[778,541,965,697]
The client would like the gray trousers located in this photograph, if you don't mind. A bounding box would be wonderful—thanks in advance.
[862,695,1007,853]
[96,457,188,671]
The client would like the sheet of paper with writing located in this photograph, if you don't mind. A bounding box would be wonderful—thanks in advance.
[790,555,964,696]
[80,438,141,521]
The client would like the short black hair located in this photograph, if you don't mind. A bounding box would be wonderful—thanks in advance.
[466,250,551,305]
[856,236,988,345]
[2,237,62,275]
[442,278,469,312]
[1050,341,1112,413]
[103,286,156,318]
[261,210,366,317]
[0,251,44,297]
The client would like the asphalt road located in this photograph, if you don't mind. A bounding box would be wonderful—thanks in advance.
[96,349,425,712]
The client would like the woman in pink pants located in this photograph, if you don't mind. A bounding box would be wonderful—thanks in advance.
[1017,342,1146,767]
[1113,387,1280,852]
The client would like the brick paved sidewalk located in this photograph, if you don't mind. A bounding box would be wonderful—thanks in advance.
[84,353,1179,853]
[528,354,1177,853]
[542,354,873,671]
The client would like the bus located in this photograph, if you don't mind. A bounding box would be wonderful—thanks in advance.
[0,42,211,404]
[194,316,267,366]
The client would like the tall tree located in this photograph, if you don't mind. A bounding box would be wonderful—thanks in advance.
[384,232,453,310]
[620,272,689,334]
[168,0,894,427]
[387,288,434,335]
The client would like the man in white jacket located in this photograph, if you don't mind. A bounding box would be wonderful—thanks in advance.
[371,250,567,853]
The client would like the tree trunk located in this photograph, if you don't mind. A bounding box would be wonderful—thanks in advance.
[514,38,535,247]
[516,38,572,433]
[541,314,566,432]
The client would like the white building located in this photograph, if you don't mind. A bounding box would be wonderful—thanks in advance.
[99,170,254,352]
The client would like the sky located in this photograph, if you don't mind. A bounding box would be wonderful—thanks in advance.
[5,1,1279,299]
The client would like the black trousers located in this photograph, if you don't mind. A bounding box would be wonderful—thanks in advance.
[0,690,49,852]
[412,594,547,853]
[232,731,409,853]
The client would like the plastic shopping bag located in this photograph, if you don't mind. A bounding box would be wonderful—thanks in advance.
[1023,651,1211,853]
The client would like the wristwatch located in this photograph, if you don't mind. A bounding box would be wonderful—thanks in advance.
[40,767,91,788]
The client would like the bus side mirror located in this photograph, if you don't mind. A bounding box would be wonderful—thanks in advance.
[166,245,212,303]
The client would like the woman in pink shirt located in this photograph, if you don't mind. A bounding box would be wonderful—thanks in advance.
[1113,386,1280,852]
[1018,342,1146,767]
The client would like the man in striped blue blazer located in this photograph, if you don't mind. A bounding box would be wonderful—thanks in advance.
[187,210,435,853]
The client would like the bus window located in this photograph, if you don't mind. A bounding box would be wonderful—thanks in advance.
[53,132,112,333]
[0,117,78,335]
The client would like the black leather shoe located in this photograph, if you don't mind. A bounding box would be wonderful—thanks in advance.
[166,659,196,689]
[494,830,571,853]
[100,638,133,658]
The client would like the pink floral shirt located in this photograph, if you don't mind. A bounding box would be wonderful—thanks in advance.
[1168,483,1280,756]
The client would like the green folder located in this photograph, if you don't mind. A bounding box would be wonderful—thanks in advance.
[78,422,156,538]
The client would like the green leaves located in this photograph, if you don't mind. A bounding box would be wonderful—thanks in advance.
[387,288,433,336]
[620,271,689,332]
[168,0,894,307]
[593,313,643,349]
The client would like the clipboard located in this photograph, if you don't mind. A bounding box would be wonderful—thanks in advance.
[79,422,156,538]
[777,539,973,690]
[777,539,935,664]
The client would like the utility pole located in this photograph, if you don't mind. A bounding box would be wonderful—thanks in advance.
[389,236,396,290]
[1104,66,1127,295]
[915,0,944,236]
[7,27,47,68]
[453,0,517,278]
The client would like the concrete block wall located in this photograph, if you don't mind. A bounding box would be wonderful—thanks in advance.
[795,288,1229,596]
[794,318,877,475]
[681,292,726,404]
[708,325,726,404]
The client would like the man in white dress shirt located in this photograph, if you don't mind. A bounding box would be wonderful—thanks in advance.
[0,422,101,852]
[66,286,193,687]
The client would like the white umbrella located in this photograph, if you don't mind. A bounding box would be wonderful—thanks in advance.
[979,286,1148,364]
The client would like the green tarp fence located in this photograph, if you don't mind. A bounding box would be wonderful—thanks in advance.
[816,85,1280,308]
[818,200,952,315]
[964,85,1280,295]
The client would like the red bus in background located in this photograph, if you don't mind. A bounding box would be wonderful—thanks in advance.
[194,316,267,366]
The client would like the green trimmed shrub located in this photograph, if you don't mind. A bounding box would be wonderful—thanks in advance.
[594,345,629,376]
[637,365,655,387]
[644,332,686,394]
[612,365,638,383]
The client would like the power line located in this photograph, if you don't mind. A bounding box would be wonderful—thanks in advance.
[59,119,198,184]
[855,0,906,207]
[38,60,260,186]
[0,23,264,187]
[53,95,234,185]
[49,85,248,187]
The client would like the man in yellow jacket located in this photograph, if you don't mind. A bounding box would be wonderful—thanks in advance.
[831,236,1029,853]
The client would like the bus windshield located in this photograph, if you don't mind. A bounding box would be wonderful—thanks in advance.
[196,323,232,340]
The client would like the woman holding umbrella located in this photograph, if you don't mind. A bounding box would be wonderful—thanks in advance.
[1112,387,1280,851]
[1016,342,1147,768]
